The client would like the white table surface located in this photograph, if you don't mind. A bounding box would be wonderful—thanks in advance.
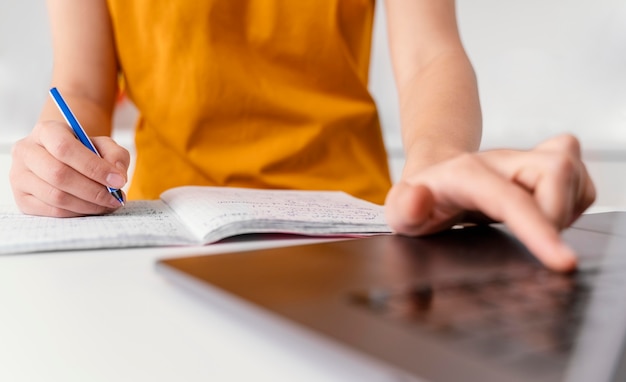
[0,148,623,382]
[0,148,410,381]
[0,236,414,382]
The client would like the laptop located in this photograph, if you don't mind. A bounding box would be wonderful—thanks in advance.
[156,212,626,382]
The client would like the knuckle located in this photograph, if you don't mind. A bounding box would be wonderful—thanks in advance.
[10,137,40,164]
[46,187,71,206]
[8,163,20,184]
[8,168,22,187]
[83,157,109,181]
[31,121,48,135]
[551,155,576,178]
[34,120,56,129]
[48,162,72,185]
[588,182,597,201]
[95,138,131,167]
[48,137,74,159]
[556,134,581,153]
[10,139,27,159]
[120,149,131,165]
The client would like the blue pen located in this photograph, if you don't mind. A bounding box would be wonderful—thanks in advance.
[49,87,125,206]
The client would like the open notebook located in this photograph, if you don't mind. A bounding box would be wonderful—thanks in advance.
[0,186,390,255]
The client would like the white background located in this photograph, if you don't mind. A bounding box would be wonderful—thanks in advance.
[2,1,626,149]
[370,0,626,152]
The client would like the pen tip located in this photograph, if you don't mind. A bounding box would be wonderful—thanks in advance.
[111,190,125,206]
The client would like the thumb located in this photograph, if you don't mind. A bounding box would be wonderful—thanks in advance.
[385,181,435,236]
[92,136,131,174]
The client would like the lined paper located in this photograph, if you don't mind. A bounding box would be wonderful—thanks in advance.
[161,186,391,243]
[0,187,392,255]
[0,201,196,254]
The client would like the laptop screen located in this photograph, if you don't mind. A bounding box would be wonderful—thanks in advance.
[157,212,626,382]
[565,212,626,382]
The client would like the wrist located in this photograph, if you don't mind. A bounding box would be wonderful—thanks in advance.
[401,144,470,178]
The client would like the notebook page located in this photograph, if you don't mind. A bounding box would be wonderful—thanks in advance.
[0,200,197,255]
[160,186,391,243]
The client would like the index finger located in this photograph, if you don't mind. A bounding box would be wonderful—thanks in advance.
[36,122,127,190]
[446,165,578,272]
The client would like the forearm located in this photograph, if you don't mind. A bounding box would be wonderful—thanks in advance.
[39,91,114,137]
[398,51,482,178]
[42,0,119,137]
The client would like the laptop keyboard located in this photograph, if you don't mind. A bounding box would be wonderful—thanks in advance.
[350,267,603,376]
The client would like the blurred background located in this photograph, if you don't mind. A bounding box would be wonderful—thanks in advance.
[1,0,625,208]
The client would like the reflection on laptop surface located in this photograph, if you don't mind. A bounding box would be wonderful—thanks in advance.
[156,212,626,382]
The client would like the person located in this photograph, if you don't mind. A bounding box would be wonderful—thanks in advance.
[9,0,595,272]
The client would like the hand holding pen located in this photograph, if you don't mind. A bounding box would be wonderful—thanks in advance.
[9,88,130,217]
[49,87,125,205]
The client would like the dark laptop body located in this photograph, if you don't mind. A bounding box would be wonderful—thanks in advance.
[156,212,626,382]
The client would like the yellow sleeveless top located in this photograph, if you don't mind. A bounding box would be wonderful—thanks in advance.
[107,0,391,204]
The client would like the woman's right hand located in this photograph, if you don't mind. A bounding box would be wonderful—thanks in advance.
[10,120,130,217]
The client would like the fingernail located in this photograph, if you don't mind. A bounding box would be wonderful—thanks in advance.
[556,243,578,272]
[106,173,126,189]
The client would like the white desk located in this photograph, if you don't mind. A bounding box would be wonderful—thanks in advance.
[0,148,624,382]
[0,149,414,381]
[0,237,414,382]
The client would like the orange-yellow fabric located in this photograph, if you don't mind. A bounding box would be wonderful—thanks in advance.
[107,0,391,204]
